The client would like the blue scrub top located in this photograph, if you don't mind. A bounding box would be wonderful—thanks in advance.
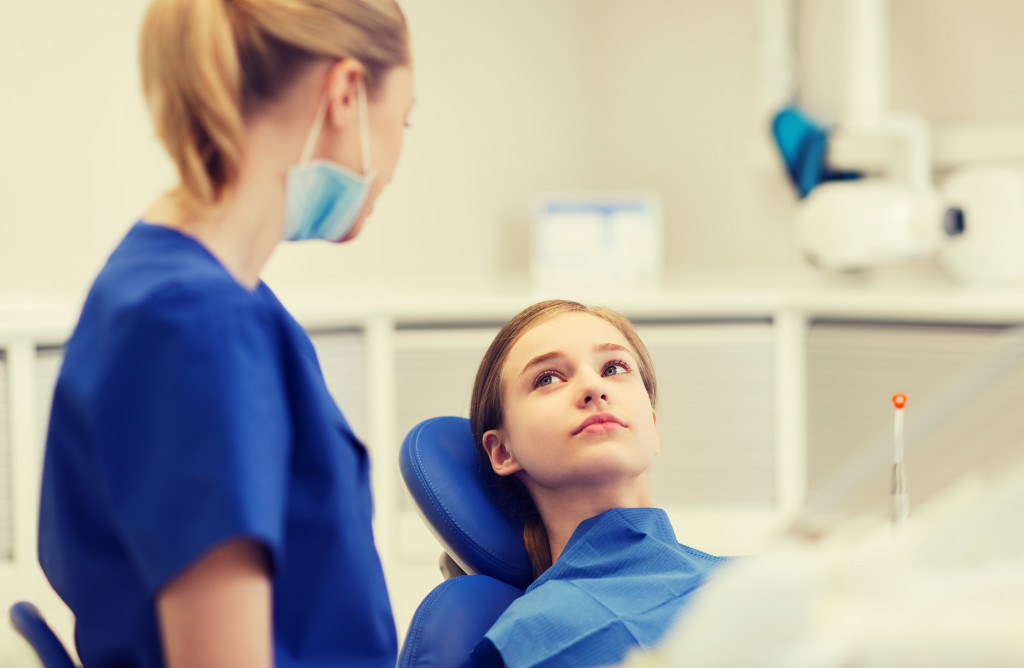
[38,222,396,667]
[473,508,727,668]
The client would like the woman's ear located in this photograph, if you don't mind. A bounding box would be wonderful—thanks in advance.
[482,429,522,477]
[324,58,365,128]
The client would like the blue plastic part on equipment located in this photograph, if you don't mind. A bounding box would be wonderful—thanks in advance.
[771,105,861,198]
[399,416,533,590]
[397,575,524,668]
[9,602,77,668]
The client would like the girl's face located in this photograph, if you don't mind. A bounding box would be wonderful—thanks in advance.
[483,312,660,494]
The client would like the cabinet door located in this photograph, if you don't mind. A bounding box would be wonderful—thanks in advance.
[0,352,10,564]
[393,326,500,511]
[638,323,776,508]
[0,346,74,666]
[309,329,369,440]
[35,347,63,456]
[807,322,1024,520]
[0,345,57,566]
[637,323,777,554]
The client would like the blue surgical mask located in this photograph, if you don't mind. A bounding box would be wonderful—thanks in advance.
[283,82,376,242]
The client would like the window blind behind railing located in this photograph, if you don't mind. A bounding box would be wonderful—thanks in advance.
[310,330,369,442]
[638,323,776,508]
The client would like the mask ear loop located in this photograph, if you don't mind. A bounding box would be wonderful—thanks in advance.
[358,79,374,177]
[298,78,373,175]
[298,93,330,164]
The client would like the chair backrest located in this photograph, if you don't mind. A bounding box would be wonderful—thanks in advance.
[398,416,531,667]
[9,602,77,668]
[399,416,532,588]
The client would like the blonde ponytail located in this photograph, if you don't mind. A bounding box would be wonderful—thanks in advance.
[139,0,408,215]
[140,0,245,213]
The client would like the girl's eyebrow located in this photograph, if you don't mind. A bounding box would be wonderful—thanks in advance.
[518,343,633,378]
[519,351,564,378]
[596,343,632,356]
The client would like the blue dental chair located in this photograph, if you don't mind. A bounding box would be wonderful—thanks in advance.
[398,416,532,668]
[8,601,78,668]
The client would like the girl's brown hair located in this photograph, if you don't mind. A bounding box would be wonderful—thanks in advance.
[469,300,658,580]
[139,0,408,215]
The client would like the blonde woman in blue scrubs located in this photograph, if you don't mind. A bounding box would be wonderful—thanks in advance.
[38,1,414,666]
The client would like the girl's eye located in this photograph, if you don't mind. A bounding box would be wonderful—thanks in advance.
[534,371,564,388]
[603,361,630,377]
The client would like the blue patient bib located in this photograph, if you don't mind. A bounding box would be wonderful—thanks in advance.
[473,508,726,668]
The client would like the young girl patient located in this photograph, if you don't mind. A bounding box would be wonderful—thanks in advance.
[469,300,727,668]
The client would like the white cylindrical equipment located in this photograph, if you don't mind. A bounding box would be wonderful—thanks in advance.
[891,393,909,529]
[939,165,1024,285]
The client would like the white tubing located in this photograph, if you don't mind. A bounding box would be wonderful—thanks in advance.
[844,0,932,188]
[845,0,888,127]
[758,0,798,122]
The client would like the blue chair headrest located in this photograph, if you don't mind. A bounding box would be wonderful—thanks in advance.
[399,416,533,589]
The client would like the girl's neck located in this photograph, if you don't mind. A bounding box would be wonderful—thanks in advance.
[530,476,653,565]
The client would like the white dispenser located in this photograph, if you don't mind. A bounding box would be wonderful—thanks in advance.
[939,165,1024,285]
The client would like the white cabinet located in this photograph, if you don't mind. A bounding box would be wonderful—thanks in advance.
[3,288,1024,655]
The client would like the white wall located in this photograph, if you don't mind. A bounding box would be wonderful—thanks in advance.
[800,0,1024,126]
[583,0,803,272]
[0,0,805,308]
[264,0,602,299]
[4,1,1024,308]
[0,0,603,308]
[0,1,173,305]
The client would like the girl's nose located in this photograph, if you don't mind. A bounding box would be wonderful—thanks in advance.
[577,372,609,407]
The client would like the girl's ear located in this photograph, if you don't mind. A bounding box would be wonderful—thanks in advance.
[653,409,660,454]
[482,429,523,476]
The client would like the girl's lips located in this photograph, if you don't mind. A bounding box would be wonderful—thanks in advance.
[573,413,625,435]
[578,421,624,435]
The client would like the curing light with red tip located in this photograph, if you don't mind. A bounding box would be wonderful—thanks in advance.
[891,393,909,529]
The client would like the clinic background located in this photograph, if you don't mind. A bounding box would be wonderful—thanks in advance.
[6,0,1023,308]
[4,1,1024,666]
